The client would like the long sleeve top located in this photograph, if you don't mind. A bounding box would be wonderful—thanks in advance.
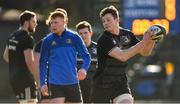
[40,29,91,86]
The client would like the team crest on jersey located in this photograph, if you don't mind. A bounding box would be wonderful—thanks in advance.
[112,39,117,45]
[51,41,56,45]
[91,47,97,54]
[121,36,131,45]
[66,39,72,44]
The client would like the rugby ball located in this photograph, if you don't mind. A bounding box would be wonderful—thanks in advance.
[149,24,166,41]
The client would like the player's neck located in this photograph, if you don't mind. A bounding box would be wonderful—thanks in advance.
[56,28,65,36]
[19,26,29,33]
[85,41,91,47]
[111,26,119,35]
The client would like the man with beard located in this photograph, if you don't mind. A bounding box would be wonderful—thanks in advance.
[3,10,39,103]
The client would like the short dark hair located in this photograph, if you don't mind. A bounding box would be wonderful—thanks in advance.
[19,10,36,26]
[99,5,119,19]
[76,21,92,33]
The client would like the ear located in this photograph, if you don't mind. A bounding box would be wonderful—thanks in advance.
[23,21,29,27]
[115,17,119,22]
[90,32,93,37]
[65,18,68,24]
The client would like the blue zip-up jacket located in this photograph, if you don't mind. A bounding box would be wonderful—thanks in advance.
[40,29,91,86]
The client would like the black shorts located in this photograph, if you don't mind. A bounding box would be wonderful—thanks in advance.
[11,83,37,100]
[43,83,82,103]
[91,75,131,103]
[79,78,93,103]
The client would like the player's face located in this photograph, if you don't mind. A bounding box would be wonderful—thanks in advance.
[28,17,37,33]
[50,17,66,35]
[102,13,119,33]
[78,27,91,46]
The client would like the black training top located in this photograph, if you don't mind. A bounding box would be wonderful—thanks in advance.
[77,41,97,78]
[34,39,42,53]
[94,28,139,78]
[87,41,97,60]
[6,29,35,88]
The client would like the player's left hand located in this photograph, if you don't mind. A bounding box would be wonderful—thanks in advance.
[147,24,166,42]
[142,30,155,45]
[77,68,87,80]
[143,31,151,40]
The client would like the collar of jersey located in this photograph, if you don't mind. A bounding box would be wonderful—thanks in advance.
[52,28,67,37]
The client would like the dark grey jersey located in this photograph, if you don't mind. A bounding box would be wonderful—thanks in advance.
[6,29,35,89]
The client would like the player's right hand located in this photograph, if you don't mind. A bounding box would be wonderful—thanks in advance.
[77,68,87,80]
[41,85,49,96]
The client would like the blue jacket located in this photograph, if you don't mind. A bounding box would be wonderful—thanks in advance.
[40,29,91,86]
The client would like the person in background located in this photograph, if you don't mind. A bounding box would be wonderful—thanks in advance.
[3,10,39,103]
[76,21,97,103]
[40,10,91,103]
[91,5,156,103]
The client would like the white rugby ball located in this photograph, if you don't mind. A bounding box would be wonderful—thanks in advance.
[149,24,166,41]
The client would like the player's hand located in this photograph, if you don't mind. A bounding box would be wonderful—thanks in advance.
[147,25,166,42]
[77,68,87,80]
[41,85,49,96]
[142,30,155,46]
[143,30,155,41]
[138,30,155,51]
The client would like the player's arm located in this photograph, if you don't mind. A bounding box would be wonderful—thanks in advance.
[39,38,51,96]
[34,41,41,85]
[75,35,91,80]
[139,30,156,56]
[34,52,40,69]
[24,49,40,87]
[108,40,144,62]
[140,25,166,56]
[34,51,40,87]
[3,46,9,63]
[33,41,42,88]
[139,40,155,56]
